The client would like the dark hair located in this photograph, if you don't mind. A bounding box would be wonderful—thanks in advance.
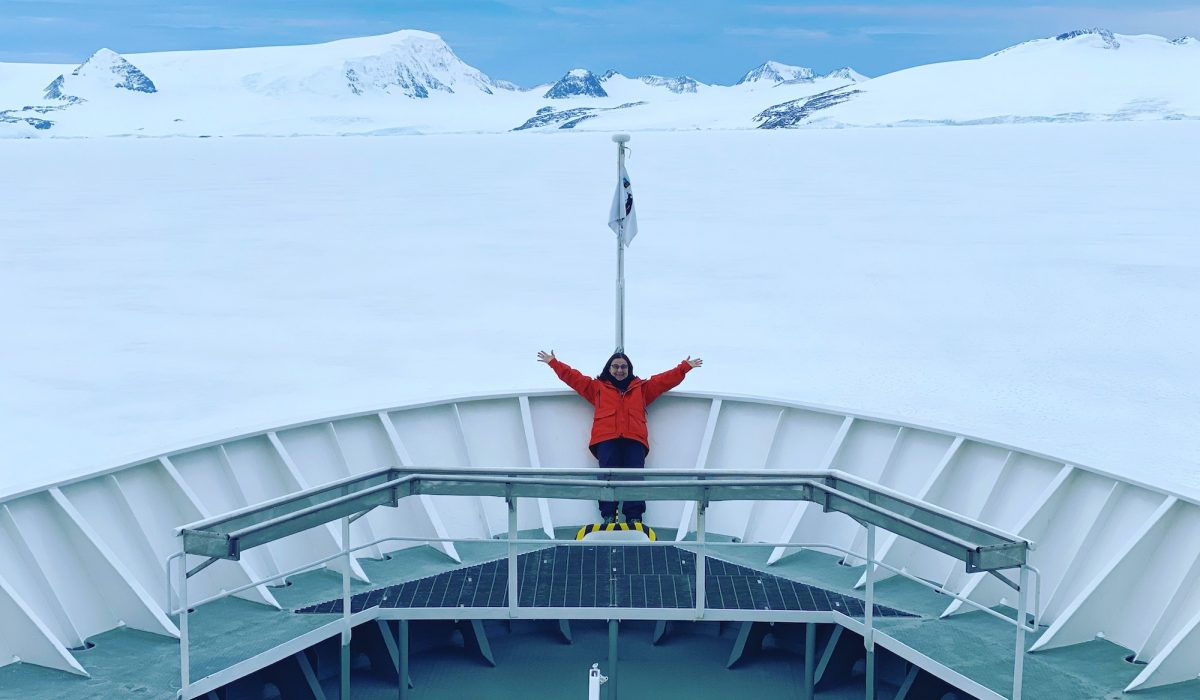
[597,352,634,386]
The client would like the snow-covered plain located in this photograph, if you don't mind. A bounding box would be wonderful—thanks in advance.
[2,123,1198,502]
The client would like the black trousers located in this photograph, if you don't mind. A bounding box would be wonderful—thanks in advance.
[594,437,646,519]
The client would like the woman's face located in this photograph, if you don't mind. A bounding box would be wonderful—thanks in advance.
[609,358,630,381]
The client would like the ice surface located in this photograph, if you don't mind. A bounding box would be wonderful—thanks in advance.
[1,123,1197,501]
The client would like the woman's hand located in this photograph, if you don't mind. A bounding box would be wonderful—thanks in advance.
[537,350,556,364]
[685,356,703,368]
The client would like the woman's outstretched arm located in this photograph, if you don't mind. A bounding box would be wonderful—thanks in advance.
[538,350,598,403]
[642,356,702,404]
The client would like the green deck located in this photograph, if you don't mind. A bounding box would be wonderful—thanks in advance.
[0,530,1194,699]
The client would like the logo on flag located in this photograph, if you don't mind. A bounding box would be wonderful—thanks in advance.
[608,164,638,246]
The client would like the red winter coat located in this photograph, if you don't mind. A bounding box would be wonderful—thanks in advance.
[549,357,692,454]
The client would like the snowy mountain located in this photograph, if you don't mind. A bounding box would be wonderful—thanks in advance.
[536,69,861,132]
[1053,27,1120,50]
[44,48,157,101]
[1,30,510,136]
[543,69,607,98]
[599,70,701,94]
[737,61,816,84]
[2,27,1199,137]
[755,29,1200,128]
[754,87,865,128]
[638,75,700,93]
[230,30,498,98]
[819,67,868,83]
[513,102,646,130]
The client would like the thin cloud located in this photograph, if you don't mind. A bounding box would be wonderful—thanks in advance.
[0,0,100,5]
[725,26,832,40]
[277,18,364,29]
[3,13,96,30]
[751,4,1200,40]
[549,6,612,19]
[751,4,1017,19]
[138,14,368,34]
[853,23,1000,37]
[752,4,1200,29]
[0,49,80,62]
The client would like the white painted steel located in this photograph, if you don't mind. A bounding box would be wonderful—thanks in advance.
[340,515,351,700]
[1014,565,1028,700]
[767,414,853,564]
[588,662,607,700]
[865,523,876,698]
[519,395,556,538]
[158,456,281,608]
[0,572,87,675]
[696,504,706,617]
[1,389,1198,690]
[178,551,189,691]
[267,432,371,583]
[377,411,461,562]
[507,499,518,614]
[673,399,721,541]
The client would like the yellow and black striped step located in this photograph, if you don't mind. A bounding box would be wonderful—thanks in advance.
[576,521,656,541]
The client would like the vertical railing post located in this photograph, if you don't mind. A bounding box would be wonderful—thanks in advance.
[1014,565,1028,700]
[508,497,518,614]
[695,501,706,616]
[166,553,175,620]
[865,523,876,700]
[589,663,606,700]
[804,622,816,700]
[399,619,410,700]
[341,516,351,700]
[178,552,189,696]
[608,618,619,700]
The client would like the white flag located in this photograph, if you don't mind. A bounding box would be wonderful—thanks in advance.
[608,164,638,246]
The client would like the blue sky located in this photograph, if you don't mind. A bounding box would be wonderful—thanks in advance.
[2,1,1198,84]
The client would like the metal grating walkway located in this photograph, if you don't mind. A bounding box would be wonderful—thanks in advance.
[296,545,916,617]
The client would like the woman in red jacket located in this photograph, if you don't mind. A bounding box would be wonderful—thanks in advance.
[538,349,702,525]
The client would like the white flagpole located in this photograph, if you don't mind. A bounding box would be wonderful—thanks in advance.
[613,133,630,353]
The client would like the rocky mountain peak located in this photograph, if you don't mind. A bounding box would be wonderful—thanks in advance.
[737,61,815,85]
[543,69,607,99]
[1055,28,1120,50]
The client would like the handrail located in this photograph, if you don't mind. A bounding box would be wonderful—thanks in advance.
[165,534,1039,633]
[179,468,1031,573]
[179,466,1027,544]
[220,476,965,549]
